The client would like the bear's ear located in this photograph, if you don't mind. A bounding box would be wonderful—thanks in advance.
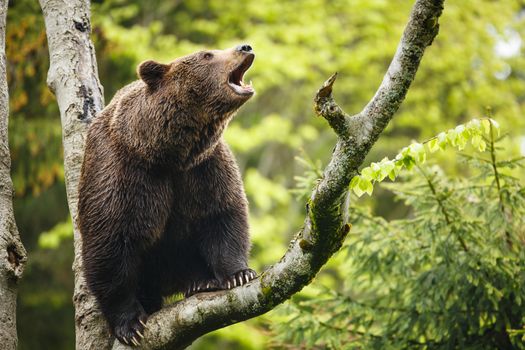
[137,60,170,88]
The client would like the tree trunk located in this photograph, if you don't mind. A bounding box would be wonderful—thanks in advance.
[0,1,27,349]
[38,0,107,349]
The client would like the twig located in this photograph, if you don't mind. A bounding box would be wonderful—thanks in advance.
[487,117,513,248]
[417,165,469,251]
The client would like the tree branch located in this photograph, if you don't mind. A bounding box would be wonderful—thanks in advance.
[0,1,27,348]
[111,0,444,349]
[38,0,108,349]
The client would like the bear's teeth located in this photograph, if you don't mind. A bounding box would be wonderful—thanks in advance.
[240,80,252,88]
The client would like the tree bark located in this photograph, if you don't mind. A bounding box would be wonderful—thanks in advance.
[38,0,107,349]
[38,0,444,349]
[0,1,27,349]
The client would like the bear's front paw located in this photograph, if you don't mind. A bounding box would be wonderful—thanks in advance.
[184,279,221,297]
[222,268,257,290]
[114,308,148,347]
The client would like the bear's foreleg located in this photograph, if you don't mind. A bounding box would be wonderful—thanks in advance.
[81,177,173,346]
[83,235,149,346]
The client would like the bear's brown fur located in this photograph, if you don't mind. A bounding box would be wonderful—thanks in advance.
[78,44,256,346]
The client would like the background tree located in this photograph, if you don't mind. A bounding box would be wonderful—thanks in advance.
[0,0,27,348]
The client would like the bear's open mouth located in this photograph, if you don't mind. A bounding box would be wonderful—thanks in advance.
[228,54,255,96]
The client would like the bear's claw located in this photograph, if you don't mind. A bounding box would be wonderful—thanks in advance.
[131,337,139,346]
[184,278,221,297]
[184,269,257,298]
[222,268,257,290]
[114,309,148,347]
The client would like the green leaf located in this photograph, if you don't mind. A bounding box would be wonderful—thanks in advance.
[379,160,395,181]
[447,129,458,146]
[457,124,471,140]
[437,132,448,150]
[363,178,374,196]
[352,186,365,197]
[468,118,481,130]
[418,151,427,164]
[346,118,502,198]
[403,155,415,170]
[353,176,374,196]
[352,177,365,197]
[482,119,491,134]
[471,134,482,148]
[478,139,486,152]
[371,162,382,180]
[413,143,427,164]
[359,176,371,190]
[456,133,467,150]
[361,167,375,181]
[409,143,426,164]
[349,175,360,189]
[428,138,439,153]
[388,168,397,181]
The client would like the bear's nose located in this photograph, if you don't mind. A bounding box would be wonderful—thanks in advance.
[236,44,253,53]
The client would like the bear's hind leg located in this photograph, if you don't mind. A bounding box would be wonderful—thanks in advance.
[183,270,221,297]
[194,209,257,293]
[162,238,221,297]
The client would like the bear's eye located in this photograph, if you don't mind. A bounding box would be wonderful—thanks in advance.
[203,52,214,60]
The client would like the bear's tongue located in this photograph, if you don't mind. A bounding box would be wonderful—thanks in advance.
[228,54,255,95]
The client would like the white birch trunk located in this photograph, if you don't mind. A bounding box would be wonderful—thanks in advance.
[38,0,107,348]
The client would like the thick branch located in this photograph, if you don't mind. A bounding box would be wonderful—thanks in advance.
[0,1,27,349]
[38,0,107,349]
[317,0,443,148]
[111,0,444,349]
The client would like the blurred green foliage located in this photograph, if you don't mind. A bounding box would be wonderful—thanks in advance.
[275,124,525,349]
[5,0,524,349]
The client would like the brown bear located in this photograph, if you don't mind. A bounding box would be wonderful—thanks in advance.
[78,44,257,346]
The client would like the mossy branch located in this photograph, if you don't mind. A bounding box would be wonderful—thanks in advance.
[112,0,445,349]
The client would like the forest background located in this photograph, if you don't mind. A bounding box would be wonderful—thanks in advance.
[6,0,525,349]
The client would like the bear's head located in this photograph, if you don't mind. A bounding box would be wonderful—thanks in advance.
[137,44,255,119]
[110,45,256,167]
